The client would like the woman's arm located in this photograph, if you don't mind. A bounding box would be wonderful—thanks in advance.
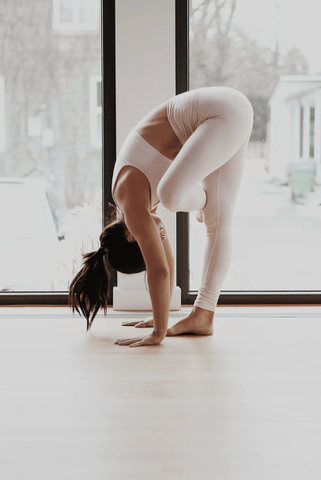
[150,213,175,299]
[114,205,171,346]
[121,219,175,330]
[150,206,175,301]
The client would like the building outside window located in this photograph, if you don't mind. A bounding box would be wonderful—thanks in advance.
[310,106,315,158]
[53,0,100,32]
[300,105,304,158]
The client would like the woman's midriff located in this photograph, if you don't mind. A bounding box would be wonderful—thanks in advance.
[136,103,182,161]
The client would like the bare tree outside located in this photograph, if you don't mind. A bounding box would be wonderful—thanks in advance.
[190,0,309,143]
[189,0,321,291]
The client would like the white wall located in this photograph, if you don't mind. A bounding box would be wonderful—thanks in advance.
[269,76,321,182]
[116,0,175,145]
[114,0,181,310]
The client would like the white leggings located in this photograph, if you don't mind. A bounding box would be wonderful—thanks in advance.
[157,88,254,311]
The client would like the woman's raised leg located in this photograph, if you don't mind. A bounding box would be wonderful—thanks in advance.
[157,88,253,213]
[166,137,250,335]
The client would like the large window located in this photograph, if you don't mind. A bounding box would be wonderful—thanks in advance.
[0,1,102,293]
[1,0,319,304]
[188,0,321,296]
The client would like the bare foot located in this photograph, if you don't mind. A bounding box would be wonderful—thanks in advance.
[166,306,214,336]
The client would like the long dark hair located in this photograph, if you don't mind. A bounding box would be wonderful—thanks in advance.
[68,205,146,331]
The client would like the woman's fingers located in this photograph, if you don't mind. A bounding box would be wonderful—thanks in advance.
[122,317,154,327]
[129,341,145,347]
[135,318,154,328]
[122,320,145,326]
[122,320,140,326]
[129,336,162,347]
[114,336,142,345]
[114,332,163,347]
[129,341,150,348]
[135,322,147,328]
[196,210,204,223]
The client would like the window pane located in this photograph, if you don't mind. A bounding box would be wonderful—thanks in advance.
[79,0,95,24]
[60,0,73,23]
[300,106,304,158]
[97,80,102,107]
[0,182,52,238]
[189,0,321,291]
[0,2,102,292]
[310,107,315,158]
[97,113,102,145]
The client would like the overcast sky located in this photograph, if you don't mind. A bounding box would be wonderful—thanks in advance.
[233,0,320,74]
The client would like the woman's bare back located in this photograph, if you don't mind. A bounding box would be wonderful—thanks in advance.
[136,102,182,160]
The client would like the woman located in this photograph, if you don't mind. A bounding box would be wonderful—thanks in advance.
[69,86,253,347]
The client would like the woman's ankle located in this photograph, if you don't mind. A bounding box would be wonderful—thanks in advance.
[192,305,214,321]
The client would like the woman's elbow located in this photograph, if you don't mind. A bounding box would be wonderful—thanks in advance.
[147,265,170,279]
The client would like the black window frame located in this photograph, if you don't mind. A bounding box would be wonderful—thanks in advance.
[1,0,319,306]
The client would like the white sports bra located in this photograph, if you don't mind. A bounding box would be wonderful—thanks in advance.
[111,128,172,210]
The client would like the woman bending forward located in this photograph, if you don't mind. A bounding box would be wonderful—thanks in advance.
[69,87,253,347]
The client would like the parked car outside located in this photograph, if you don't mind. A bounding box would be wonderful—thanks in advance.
[0,177,66,291]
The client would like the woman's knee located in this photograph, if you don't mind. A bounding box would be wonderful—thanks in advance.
[232,91,253,131]
[157,181,180,212]
[218,88,254,133]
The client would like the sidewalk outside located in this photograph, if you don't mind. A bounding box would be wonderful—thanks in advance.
[189,158,321,291]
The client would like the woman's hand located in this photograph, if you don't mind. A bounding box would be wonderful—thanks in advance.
[122,316,154,328]
[196,210,204,223]
[114,330,164,348]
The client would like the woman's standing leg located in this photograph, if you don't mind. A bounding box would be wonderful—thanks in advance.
[194,136,250,311]
[166,138,250,335]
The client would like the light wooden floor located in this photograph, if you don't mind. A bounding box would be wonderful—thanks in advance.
[0,305,321,480]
